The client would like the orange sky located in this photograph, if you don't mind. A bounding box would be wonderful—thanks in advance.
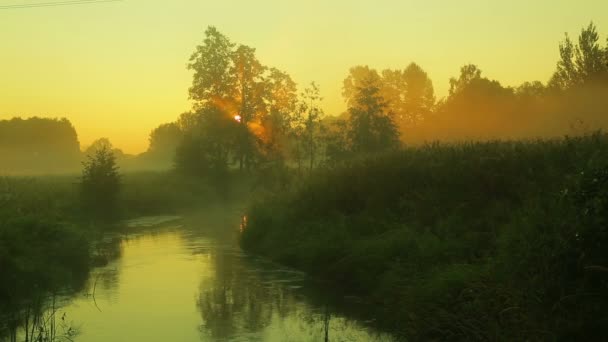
[1,0,607,153]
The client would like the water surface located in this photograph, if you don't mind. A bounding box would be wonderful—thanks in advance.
[61,213,395,342]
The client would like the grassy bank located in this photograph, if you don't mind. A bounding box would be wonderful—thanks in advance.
[241,133,608,341]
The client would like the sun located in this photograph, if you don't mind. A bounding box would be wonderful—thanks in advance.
[234,115,242,123]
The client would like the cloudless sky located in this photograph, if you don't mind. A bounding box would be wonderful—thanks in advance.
[1,0,607,153]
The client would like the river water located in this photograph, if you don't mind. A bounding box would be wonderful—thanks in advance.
[57,212,396,342]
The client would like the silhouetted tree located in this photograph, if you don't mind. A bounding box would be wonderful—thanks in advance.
[347,79,399,154]
[188,26,235,107]
[401,63,436,124]
[187,26,301,173]
[147,122,183,162]
[232,44,266,171]
[80,145,121,221]
[448,64,483,96]
[0,117,81,173]
[342,66,382,109]
[343,64,435,133]
[550,22,608,90]
[85,138,128,163]
[175,106,238,177]
[411,64,516,142]
[261,68,298,162]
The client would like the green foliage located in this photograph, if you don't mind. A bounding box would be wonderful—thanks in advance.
[186,26,300,173]
[242,133,608,340]
[80,145,121,221]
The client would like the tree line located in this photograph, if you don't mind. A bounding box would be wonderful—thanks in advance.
[156,22,608,177]
[2,22,607,175]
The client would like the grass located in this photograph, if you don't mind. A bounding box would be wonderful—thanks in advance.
[241,133,608,340]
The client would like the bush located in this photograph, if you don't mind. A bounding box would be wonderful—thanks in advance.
[81,145,121,221]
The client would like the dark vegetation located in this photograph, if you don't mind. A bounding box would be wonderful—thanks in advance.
[242,134,608,340]
[239,23,608,340]
[0,118,81,174]
[1,22,608,341]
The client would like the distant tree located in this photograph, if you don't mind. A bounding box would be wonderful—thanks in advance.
[401,63,436,125]
[344,64,435,131]
[175,106,238,177]
[80,145,121,221]
[0,117,81,173]
[85,138,127,161]
[84,138,112,155]
[515,81,547,98]
[342,66,382,109]
[550,22,608,90]
[147,122,183,160]
[347,79,399,154]
[449,64,483,96]
[423,64,516,141]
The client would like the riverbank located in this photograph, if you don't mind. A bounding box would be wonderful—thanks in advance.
[241,133,608,341]
[0,171,244,340]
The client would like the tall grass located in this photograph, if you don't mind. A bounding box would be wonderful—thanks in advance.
[241,133,608,340]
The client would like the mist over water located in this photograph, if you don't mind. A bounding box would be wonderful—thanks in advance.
[2,6,608,340]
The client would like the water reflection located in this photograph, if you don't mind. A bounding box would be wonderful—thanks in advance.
[54,216,395,342]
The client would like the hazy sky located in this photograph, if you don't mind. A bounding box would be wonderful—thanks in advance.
[1,0,607,153]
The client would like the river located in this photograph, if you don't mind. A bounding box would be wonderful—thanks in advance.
[56,211,396,342]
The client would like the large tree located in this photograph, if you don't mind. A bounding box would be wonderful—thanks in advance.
[231,44,267,170]
[188,26,235,108]
[185,26,300,173]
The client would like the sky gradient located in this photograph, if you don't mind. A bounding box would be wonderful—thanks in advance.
[1,0,607,153]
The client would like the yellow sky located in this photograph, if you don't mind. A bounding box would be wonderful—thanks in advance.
[1,0,607,153]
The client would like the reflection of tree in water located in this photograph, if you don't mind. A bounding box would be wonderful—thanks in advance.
[91,235,123,267]
[196,249,298,340]
[195,247,395,341]
[0,284,87,342]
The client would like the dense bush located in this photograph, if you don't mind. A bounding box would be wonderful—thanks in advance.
[241,133,608,340]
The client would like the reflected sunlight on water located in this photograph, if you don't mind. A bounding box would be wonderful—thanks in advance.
[60,218,395,342]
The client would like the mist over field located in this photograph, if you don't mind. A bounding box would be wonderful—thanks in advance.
[1,2,608,341]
